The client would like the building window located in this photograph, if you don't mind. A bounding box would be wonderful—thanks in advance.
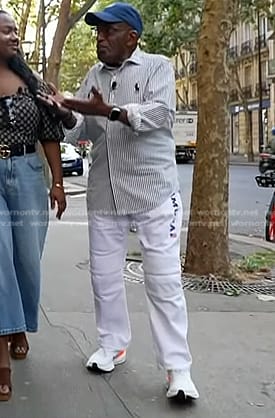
[261,60,267,83]
[259,16,267,37]
[243,22,251,42]
[267,16,273,32]
[244,65,252,87]
[230,29,238,48]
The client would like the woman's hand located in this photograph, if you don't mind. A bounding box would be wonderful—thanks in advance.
[49,184,66,220]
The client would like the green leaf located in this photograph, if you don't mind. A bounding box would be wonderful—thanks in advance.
[59,20,97,92]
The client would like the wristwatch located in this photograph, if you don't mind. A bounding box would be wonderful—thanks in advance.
[108,106,122,121]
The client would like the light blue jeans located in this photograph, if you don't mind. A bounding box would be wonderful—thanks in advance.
[0,152,49,335]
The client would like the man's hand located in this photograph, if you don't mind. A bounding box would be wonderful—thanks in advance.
[62,86,111,116]
[49,184,67,220]
[37,83,72,120]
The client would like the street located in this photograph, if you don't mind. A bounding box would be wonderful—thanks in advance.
[64,160,272,238]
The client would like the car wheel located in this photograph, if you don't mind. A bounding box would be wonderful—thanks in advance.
[77,169,83,176]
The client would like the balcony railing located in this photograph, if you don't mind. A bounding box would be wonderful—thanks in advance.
[227,46,238,61]
[189,62,197,75]
[254,34,267,51]
[255,81,270,96]
[243,85,252,99]
[241,41,252,56]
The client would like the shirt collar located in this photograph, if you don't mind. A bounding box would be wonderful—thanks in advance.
[99,47,142,71]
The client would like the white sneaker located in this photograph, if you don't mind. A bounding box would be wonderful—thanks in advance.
[166,370,199,400]
[86,348,126,372]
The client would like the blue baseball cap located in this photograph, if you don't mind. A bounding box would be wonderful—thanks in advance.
[85,2,143,36]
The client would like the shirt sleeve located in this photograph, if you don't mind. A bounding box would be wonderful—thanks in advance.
[121,58,176,133]
[62,69,93,145]
[36,81,64,143]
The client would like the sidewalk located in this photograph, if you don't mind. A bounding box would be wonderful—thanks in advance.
[127,226,275,259]
[2,222,275,418]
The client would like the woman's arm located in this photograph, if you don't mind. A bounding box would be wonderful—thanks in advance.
[41,141,66,219]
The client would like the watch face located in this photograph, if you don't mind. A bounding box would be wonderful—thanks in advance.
[109,107,121,121]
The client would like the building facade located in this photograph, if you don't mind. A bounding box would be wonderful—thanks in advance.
[174,15,275,155]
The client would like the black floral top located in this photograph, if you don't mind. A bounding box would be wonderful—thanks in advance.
[0,80,64,146]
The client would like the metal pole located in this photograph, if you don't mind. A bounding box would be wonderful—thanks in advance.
[257,10,264,152]
[41,0,46,79]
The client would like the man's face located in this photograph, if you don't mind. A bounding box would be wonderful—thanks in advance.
[96,22,138,66]
[0,13,19,61]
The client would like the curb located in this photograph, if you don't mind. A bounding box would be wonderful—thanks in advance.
[63,181,86,196]
[65,189,86,196]
[126,233,275,259]
[229,233,275,250]
[229,161,258,167]
[179,161,259,167]
[229,162,258,167]
[126,255,143,262]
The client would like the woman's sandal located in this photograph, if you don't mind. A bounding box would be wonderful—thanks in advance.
[9,333,29,360]
[0,368,11,401]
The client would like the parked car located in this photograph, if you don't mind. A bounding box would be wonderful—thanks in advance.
[60,142,83,176]
[77,139,93,167]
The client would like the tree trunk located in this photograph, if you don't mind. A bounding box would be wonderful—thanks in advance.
[184,0,233,277]
[30,0,43,71]
[46,0,97,86]
[19,0,33,41]
[46,0,71,85]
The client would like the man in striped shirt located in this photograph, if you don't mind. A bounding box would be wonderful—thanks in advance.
[55,1,199,402]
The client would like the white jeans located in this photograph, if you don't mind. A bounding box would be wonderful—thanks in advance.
[88,192,192,371]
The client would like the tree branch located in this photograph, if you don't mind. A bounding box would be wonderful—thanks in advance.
[176,90,188,108]
[46,11,58,25]
[45,0,55,10]
[69,0,97,29]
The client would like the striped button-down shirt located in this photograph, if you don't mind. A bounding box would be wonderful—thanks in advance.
[66,48,179,215]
